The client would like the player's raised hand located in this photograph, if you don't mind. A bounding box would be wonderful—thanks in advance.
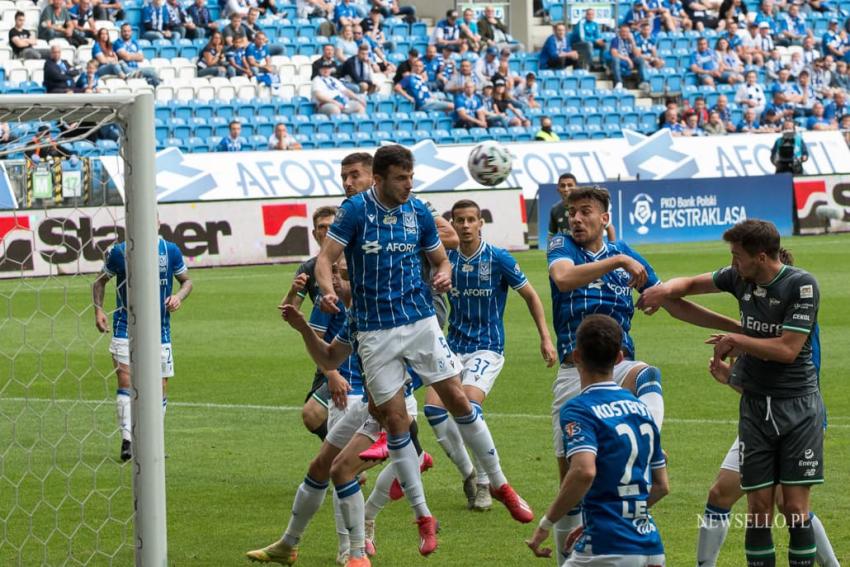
[164,295,182,312]
[279,303,310,332]
[618,255,648,290]
[432,271,452,293]
[636,283,667,315]
[541,338,557,368]
[328,373,352,410]
[319,292,341,314]
[290,272,309,292]
[94,309,110,333]
[525,527,553,558]
[708,356,732,385]
[706,333,740,361]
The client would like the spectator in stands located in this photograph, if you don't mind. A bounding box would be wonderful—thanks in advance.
[478,5,520,53]
[459,8,482,52]
[298,0,333,20]
[681,113,706,136]
[492,79,530,127]
[822,19,847,61]
[753,21,776,56]
[722,19,743,52]
[514,72,539,109]
[311,60,366,115]
[571,8,606,69]
[690,37,720,86]
[788,51,804,79]
[761,107,782,131]
[765,89,795,121]
[165,0,197,40]
[704,110,728,135]
[718,0,748,26]
[479,84,510,127]
[635,21,664,71]
[9,11,47,60]
[257,0,278,17]
[682,0,717,32]
[623,0,655,34]
[840,114,850,143]
[828,58,847,90]
[371,0,416,24]
[807,102,837,130]
[43,45,78,94]
[114,23,161,86]
[664,0,693,31]
[715,37,744,83]
[493,53,522,91]
[342,43,377,94]
[247,32,277,80]
[475,47,499,85]
[224,0,250,18]
[712,94,735,130]
[142,0,179,41]
[353,24,392,73]
[361,7,387,46]
[777,3,806,47]
[217,121,244,152]
[445,59,480,93]
[197,31,233,77]
[420,43,447,92]
[540,23,581,70]
[226,36,252,77]
[392,47,418,83]
[39,0,87,46]
[774,68,804,108]
[334,0,362,30]
[187,0,217,38]
[27,126,74,161]
[609,24,645,89]
[75,60,103,93]
[453,80,487,128]
[737,107,762,132]
[440,45,458,82]
[796,69,817,115]
[69,0,97,39]
[661,107,684,134]
[686,96,710,125]
[222,12,247,47]
[801,36,821,67]
[535,115,560,141]
[93,0,125,22]
[242,8,282,56]
[645,0,676,33]
[738,21,765,66]
[825,90,848,119]
[432,9,466,53]
[268,123,301,150]
[93,27,129,78]
[395,59,454,112]
[312,43,338,79]
[335,24,359,63]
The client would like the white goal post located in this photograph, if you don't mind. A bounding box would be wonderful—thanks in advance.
[0,93,166,566]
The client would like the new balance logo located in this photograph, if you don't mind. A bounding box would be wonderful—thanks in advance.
[588,279,605,289]
[361,241,382,254]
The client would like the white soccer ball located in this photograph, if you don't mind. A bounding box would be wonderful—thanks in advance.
[467,140,513,187]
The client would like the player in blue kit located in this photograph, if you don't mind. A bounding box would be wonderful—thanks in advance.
[547,186,740,562]
[424,199,556,511]
[92,235,192,462]
[315,145,533,562]
[527,315,669,566]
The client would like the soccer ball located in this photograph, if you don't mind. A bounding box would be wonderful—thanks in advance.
[467,141,513,187]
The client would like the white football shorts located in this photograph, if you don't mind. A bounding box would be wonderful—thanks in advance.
[551,359,646,457]
[720,436,741,473]
[459,350,505,396]
[357,316,461,407]
[109,337,174,378]
[326,397,370,450]
[565,551,665,566]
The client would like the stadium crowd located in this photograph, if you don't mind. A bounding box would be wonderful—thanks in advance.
[3,0,850,152]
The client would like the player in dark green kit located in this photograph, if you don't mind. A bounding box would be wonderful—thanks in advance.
[638,219,823,567]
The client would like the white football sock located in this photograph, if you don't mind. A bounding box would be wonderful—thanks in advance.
[424,405,474,478]
[635,367,664,430]
[332,491,350,555]
[335,479,366,558]
[116,389,131,442]
[555,509,582,566]
[639,392,665,430]
[810,513,839,567]
[696,504,731,567]
[282,475,328,546]
[387,432,430,518]
[472,452,489,485]
[454,407,507,488]
[365,463,395,521]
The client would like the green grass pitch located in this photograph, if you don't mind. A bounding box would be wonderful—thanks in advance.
[1,234,849,566]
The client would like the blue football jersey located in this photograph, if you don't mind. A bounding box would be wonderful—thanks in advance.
[446,242,528,354]
[327,188,441,331]
[102,238,187,344]
[547,236,659,362]
[323,309,364,397]
[561,382,665,556]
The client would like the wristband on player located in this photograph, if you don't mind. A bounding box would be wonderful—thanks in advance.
[538,515,554,531]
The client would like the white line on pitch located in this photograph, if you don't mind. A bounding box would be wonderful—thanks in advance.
[3,397,850,428]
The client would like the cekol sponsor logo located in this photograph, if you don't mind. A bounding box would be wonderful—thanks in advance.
[262,203,309,257]
[0,215,33,272]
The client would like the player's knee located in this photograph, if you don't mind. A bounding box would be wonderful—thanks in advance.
[329,455,356,485]
[307,455,331,482]
[635,366,663,397]
[707,481,736,509]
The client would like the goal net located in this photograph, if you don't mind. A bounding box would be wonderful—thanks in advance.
[0,94,166,566]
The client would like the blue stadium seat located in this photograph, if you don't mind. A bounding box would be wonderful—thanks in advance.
[335,132,354,147]
[451,128,474,144]
[351,113,374,132]
[395,98,414,113]
[211,100,235,119]
[488,127,509,141]
[171,118,191,140]
[236,99,257,119]
[331,114,355,134]
[296,97,315,116]
[294,134,315,149]
[310,114,334,135]
[295,19,318,38]
[353,132,371,144]
[257,101,277,119]
[190,117,213,138]
[255,117,273,137]
[373,112,394,131]
[193,102,214,120]
[165,137,185,150]
[387,21,409,37]
[292,114,312,135]
[249,135,267,150]
[155,119,169,143]
[412,111,434,131]
[187,136,209,152]
[393,112,415,132]
[621,112,640,130]
[411,22,428,38]
[278,99,297,117]
[640,111,658,132]
[372,131,392,143]
[180,44,199,59]
[210,116,229,137]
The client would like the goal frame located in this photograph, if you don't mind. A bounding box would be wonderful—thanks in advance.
[0,92,166,566]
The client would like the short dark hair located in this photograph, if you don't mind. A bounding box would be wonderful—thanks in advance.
[15,10,24,18]
[229,120,241,128]
[566,185,610,211]
[558,172,577,184]
[722,219,781,258]
[576,315,623,374]
[451,199,480,218]
[313,205,338,226]
[778,247,794,265]
[408,48,419,57]
[341,152,373,170]
[372,145,414,179]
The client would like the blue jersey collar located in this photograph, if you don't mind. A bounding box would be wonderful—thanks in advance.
[459,240,486,262]
[581,380,619,394]
[368,186,402,213]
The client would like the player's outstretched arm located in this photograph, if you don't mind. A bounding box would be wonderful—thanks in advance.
[647,465,670,508]
[280,272,309,309]
[526,452,596,558]
[92,272,111,333]
[660,297,740,332]
[315,238,345,313]
[708,329,809,365]
[516,282,556,367]
[549,255,643,292]
[165,272,192,312]
[279,304,353,369]
[637,272,718,314]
